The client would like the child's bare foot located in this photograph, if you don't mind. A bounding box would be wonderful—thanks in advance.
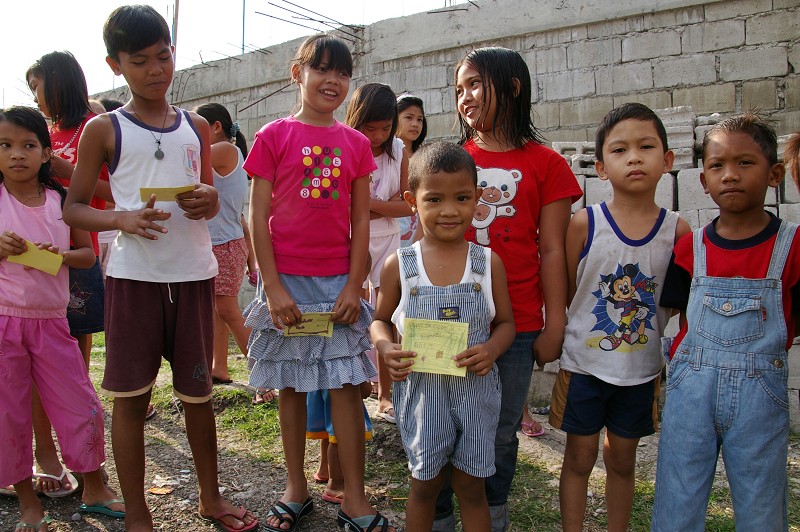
[80,471,125,518]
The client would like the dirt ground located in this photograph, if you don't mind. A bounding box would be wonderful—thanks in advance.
[1,394,798,531]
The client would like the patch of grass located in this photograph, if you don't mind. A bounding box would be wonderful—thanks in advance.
[506,456,561,530]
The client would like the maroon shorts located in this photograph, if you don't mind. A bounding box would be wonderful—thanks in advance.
[211,238,248,297]
[102,277,214,403]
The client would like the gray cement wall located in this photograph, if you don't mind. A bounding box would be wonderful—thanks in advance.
[96,0,800,429]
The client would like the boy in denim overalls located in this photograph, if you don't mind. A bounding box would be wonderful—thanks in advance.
[652,113,800,531]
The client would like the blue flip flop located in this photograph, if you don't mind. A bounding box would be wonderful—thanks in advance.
[337,509,392,531]
[78,498,125,519]
[264,497,313,532]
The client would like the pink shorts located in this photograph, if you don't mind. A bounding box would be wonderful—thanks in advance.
[212,238,248,297]
[0,316,105,486]
[103,277,215,403]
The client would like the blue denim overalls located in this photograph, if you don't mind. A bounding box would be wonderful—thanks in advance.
[652,221,797,532]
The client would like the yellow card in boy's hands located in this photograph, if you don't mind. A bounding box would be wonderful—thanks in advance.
[284,312,335,337]
[7,240,63,276]
[139,185,195,202]
[401,318,468,377]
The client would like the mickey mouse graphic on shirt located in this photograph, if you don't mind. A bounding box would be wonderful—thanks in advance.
[471,166,521,245]
[591,263,657,352]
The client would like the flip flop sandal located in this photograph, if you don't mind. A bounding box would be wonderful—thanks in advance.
[14,514,49,532]
[376,407,396,424]
[520,420,545,438]
[200,505,258,532]
[337,509,392,531]
[312,472,329,483]
[33,466,78,498]
[78,498,126,519]
[145,403,157,421]
[263,497,313,532]
[321,490,343,504]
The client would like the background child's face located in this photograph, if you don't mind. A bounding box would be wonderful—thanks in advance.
[0,121,50,183]
[26,75,50,118]
[455,62,496,133]
[397,105,424,143]
[106,41,174,99]
[596,119,673,194]
[361,119,393,154]
[700,131,783,215]
[404,169,480,242]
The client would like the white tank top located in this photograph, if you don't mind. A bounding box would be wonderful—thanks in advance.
[106,108,218,282]
[560,203,678,385]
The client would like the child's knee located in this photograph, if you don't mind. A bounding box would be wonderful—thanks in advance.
[563,441,599,476]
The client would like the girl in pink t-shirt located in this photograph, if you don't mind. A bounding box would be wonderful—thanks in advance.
[243,35,394,531]
[0,106,123,532]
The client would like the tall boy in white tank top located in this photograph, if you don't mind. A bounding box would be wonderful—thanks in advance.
[63,6,258,532]
[549,103,691,532]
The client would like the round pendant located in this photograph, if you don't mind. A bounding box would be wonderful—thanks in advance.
[155,148,165,160]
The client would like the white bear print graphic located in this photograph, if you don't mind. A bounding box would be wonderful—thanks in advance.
[472,166,521,245]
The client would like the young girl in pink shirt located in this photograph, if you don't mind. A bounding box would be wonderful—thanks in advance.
[244,35,394,531]
[0,106,123,532]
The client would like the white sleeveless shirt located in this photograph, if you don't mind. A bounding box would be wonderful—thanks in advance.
[560,203,678,385]
[369,137,404,237]
[106,108,217,282]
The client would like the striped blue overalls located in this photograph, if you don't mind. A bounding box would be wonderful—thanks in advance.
[393,242,502,481]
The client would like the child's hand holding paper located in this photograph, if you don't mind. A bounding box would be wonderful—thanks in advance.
[6,239,64,276]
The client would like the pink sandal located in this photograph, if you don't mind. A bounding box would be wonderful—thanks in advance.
[521,419,545,438]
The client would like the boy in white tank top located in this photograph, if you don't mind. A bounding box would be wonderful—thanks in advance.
[63,6,257,532]
[549,103,691,532]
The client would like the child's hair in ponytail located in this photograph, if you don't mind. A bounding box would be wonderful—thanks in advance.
[195,103,248,158]
[455,47,545,149]
[0,106,65,203]
[345,83,398,160]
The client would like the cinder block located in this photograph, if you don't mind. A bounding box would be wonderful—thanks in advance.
[698,208,720,228]
[571,154,598,176]
[551,141,596,158]
[405,66,448,90]
[655,173,676,209]
[534,102,561,130]
[672,148,696,171]
[790,46,800,76]
[656,106,695,127]
[621,30,681,62]
[567,39,615,70]
[610,62,654,93]
[665,126,695,149]
[543,70,596,101]
[719,46,789,82]
[585,177,613,206]
[781,181,800,204]
[704,0,772,22]
[695,124,717,150]
[678,169,716,210]
[742,80,778,111]
[644,6,704,29]
[681,20,746,53]
[572,175,586,213]
[789,344,800,390]
[612,91,672,111]
[674,84,736,114]
[745,11,800,45]
[779,203,800,223]
[679,209,701,230]
[559,97,614,127]
[653,55,716,89]
[536,46,568,74]
[785,76,800,110]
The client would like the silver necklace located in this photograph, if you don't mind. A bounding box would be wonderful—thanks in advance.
[51,123,82,156]
[131,104,169,160]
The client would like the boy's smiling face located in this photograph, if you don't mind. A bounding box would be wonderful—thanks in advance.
[596,118,673,195]
[404,169,481,243]
[106,41,175,100]
[701,131,784,215]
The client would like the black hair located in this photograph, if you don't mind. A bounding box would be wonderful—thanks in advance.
[408,141,477,192]
[0,106,65,203]
[594,102,669,162]
[194,103,248,158]
[455,47,545,148]
[101,98,124,112]
[345,83,398,160]
[702,111,779,165]
[292,34,353,78]
[396,94,427,153]
[26,51,91,131]
[103,4,172,61]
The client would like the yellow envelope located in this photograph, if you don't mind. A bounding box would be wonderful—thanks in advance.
[401,318,468,377]
[139,185,195,202]
[284,312,334,337]
[7,240,63,276]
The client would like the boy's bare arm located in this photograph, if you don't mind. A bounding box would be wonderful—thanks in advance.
[455,252,515,376]
[675,217,692,243]
[371,253,415,381]
[176,112,219,220]
[565,208,589,304]
[533,197,572,365]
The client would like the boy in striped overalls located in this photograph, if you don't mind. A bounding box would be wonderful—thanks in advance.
[371,141,516,531]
